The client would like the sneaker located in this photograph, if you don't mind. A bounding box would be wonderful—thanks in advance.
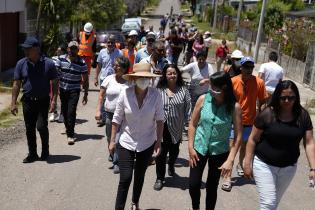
[168,165,175,176]
[49,112,58,122]
[113,165,120,174]
[153,179,164,191]
[67,137,75,145]
[23,154,39,163]
[57,114,64,123]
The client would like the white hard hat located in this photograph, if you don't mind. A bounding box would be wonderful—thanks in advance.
[84,22,93,33]
[231,50,244,59]
[128,30,138,36]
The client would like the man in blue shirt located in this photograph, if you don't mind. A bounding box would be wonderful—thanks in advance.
[55,41,89,145]
[135,32,156,63]
[11,37,58,163]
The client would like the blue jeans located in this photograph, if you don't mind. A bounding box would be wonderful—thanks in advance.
[253,156,297,210]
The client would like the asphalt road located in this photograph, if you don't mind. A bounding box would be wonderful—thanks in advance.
[1,0,315,209]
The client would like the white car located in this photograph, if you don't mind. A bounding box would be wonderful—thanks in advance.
[121,22,140,36]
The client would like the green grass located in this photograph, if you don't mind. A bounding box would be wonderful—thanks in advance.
[305,98,315,115]
[0,103,22,128]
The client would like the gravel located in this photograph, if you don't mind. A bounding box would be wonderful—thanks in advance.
[0,119,25,150]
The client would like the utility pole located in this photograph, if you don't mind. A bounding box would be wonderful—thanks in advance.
[213,0,218,29]
[236,0,244,31]
[254,0,267,63]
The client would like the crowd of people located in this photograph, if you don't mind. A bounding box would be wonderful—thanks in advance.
[10,12,315,210]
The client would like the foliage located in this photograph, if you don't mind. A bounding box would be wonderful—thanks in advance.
[218,4,236,17]
[282,0,305,11]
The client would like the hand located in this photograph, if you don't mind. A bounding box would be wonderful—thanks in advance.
[153,141,161,157]
[94,79,98,87]
[108,141,116,155]
[219,160,233,178]
[309,170,315,187]
[11,104,18,116]
[199,79,209,86]
[82,94,88,105]
[188,147,199,168]
[49,101,56,113]
[95,111,101,121]
[243,161,253,179]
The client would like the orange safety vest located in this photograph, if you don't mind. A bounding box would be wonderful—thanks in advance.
[122,49,136,73]
[78,31,95,57]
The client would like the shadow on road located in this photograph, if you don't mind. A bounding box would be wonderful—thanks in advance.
[231,176,256,187]
[47,155,81,164]
[174,157,189,167]
[75,133,104,142]
[75,118,88,125]
[145,209,162,210]
[164,174,206,190]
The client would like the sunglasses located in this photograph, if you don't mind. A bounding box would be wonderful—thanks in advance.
[147,39,155,42]
[209,87,222,95]
[279,96,296,102]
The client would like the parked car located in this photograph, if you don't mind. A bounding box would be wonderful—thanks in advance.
[124,17,142,26]
[121,22,141,36]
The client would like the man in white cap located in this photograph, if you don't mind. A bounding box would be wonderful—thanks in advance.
[203,31,212,56]
[55,41,89,145]
[135,32,156,63]
[224,49,244,78]
[78,22,96,76]
[128,30,138,48]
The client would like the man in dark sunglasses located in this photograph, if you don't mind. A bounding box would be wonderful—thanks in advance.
[135,32,156,63]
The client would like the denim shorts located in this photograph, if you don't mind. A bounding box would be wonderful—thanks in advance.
[229,125,253,142]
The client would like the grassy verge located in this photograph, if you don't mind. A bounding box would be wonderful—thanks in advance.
[0,103,22,128]
[305,98,315,115]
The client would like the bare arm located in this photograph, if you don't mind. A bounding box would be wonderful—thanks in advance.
[304,129,315,183]
[109,122,120,155]
[95,87,106,120]
[244,126,263,179]
[94,63,101,86]
[188,95,204,167]
[49,79,59,113]
[258,72,264,80]
[11,80,21,115]
[219,103,243,177]
[82,73,89,105]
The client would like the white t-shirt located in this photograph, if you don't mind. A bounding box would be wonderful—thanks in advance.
[181,62,214,96]
[101,74,129,113]
[259,61,283,92]
[204,37,212,48]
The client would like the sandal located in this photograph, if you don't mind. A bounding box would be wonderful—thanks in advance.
[221,180,232,192]
[130,202,139,210]
[237,165,244,177]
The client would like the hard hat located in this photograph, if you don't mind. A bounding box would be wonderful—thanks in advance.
[231,50,244,59]
[84,22,93,33]
[128,30,138,36]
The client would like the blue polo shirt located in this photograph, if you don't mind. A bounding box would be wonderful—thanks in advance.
[14,56,58,98]
[97,48,122,80]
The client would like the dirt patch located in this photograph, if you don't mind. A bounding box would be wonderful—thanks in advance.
[0,119,25,150]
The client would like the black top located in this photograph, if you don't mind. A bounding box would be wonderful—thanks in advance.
[254,107,313,167]
[14,57,58,98]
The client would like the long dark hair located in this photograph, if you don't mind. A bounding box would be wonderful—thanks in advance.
[269,80,302,119]
[157,64,184,88]
[210,71,236,114]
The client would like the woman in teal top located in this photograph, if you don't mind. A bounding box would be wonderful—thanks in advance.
[188,71,243,210]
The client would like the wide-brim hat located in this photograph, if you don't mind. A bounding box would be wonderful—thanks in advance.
[122,63,161,81]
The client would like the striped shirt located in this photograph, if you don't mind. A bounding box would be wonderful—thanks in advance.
[55,54,87,91]
[158,86,191,144]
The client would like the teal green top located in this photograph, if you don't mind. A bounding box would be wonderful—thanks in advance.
[194,93,233,156]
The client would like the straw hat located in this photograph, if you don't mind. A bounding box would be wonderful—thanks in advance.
[122,63,161,81]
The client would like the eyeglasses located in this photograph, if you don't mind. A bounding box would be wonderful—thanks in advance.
[209,87,222,95]
[279,96,296,102]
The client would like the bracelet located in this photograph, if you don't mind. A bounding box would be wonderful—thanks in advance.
[310,168,315,172]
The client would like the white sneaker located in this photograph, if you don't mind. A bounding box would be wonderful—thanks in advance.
[57,114,64,123]
[67,137,75,145]
[49,112,59,122]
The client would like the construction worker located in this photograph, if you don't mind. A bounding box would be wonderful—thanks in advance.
[78,22,96,76]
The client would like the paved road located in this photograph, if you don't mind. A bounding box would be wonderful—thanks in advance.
[1,0,315,210]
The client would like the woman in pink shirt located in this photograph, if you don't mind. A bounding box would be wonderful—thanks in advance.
[192,33,205,62]
[109,63,164,210]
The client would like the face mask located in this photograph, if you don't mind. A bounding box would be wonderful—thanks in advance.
[135,78,151,90]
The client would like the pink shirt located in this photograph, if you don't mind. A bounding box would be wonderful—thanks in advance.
[112,86,164,152]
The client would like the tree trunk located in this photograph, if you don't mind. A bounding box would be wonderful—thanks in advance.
[35,0,43,37]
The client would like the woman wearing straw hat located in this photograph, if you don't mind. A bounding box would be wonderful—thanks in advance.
[109,63,164,210]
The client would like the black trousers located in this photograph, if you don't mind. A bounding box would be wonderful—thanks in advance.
[189,151,229,210]
[22,96,50,156]
[59,89,80,138]
[155,124,180,180]
[115,143,155,210]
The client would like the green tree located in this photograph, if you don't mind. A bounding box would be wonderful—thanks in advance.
[282,0,305,11]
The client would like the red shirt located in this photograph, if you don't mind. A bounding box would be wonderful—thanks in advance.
[216,45,229,58]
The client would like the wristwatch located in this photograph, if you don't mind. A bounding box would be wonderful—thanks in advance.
[310,168,315,172]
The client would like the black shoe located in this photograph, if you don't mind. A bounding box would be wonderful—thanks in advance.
[168,165,175,176]
[153,179,164,191]
[23,154,39,163]
[40,152,49,161]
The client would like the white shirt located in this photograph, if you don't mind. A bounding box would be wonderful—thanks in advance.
[101,74,129,113]
[204,37,212,48]
[181,62,214,96]
[259,61,283,92]
[112,86,164,152]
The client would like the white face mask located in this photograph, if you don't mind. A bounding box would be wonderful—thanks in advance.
[135,78,151,90]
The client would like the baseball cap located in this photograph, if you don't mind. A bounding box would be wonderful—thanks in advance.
[128,30,138,36]
[146,32,156,41]
[68,41,79,48]
[241,56,255,67]
[20,37,39,48]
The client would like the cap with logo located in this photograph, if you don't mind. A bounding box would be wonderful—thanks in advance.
[20,37,40,48]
